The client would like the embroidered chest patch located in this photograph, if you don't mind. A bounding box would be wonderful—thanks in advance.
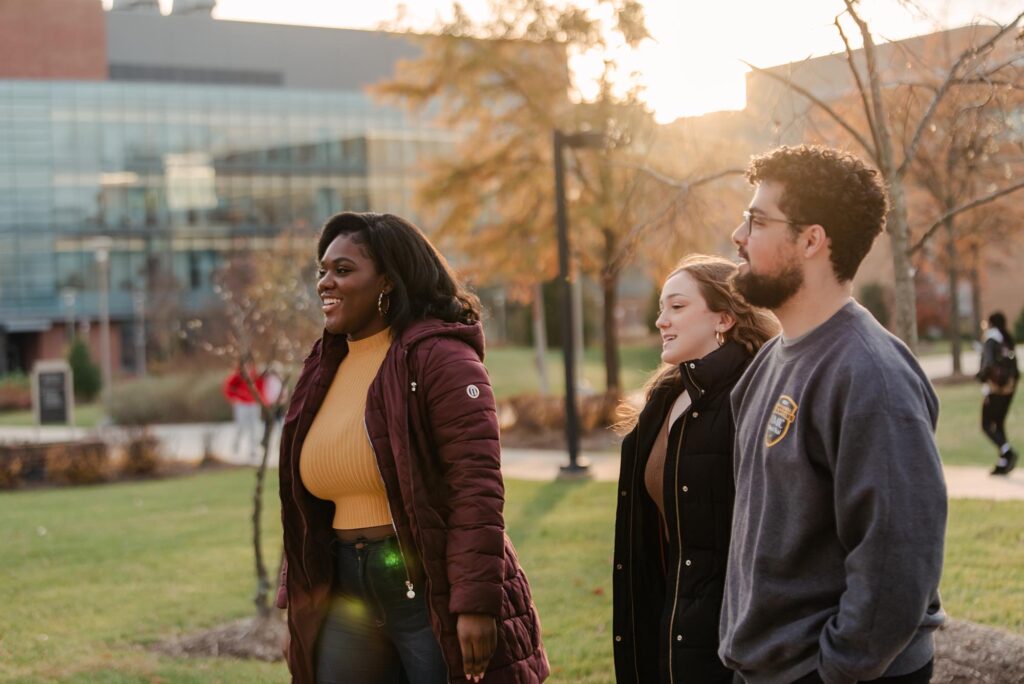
[764,394,798,447]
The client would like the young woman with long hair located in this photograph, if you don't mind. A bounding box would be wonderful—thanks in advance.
[611,254,778,683]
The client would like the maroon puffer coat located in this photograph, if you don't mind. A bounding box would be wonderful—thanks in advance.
[277,319,549,683]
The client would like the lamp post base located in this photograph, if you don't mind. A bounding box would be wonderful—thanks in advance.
[557,457,593,480]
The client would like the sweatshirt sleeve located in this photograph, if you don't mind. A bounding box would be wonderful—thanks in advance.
[817,406,947,684]
[420,338,506,617]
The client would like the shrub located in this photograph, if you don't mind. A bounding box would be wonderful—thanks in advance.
[0,447,26,488]
[578,392,621,432]
[68,337,102,401]
[505,394,565,431]
[120,429,162,476]
[105,372,231,425]
[0,443,47,488]
[0,372,31,411]
[44,441,108,485]
[503,392,621,432]
[859,282,891,329]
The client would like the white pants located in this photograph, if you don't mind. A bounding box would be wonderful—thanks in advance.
[232,402,261,461]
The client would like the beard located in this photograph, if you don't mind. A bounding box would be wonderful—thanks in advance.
[732,260,804,309]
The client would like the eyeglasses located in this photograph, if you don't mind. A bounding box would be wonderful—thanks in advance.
[741,210,807,237]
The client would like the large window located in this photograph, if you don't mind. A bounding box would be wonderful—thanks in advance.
[0,80,452,321]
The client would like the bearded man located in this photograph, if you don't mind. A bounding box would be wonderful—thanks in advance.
[720,145,947,684]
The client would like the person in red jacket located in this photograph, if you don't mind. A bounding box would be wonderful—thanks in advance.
[223,364,265,462]
[276,211,549,684]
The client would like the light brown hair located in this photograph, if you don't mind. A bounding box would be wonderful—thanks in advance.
[614,254,779,434]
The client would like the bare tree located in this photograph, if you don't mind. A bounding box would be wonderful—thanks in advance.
[375,0,652,395]
[906,78,1024,373]
[376,0,745,393]
[745,3,1024,351]
[197,229,321,618]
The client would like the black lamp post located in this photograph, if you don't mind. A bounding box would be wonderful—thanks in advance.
[553,129,605,478]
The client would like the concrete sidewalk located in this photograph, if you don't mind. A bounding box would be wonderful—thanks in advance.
[2,421,1020,500]
[499,449,1024,502]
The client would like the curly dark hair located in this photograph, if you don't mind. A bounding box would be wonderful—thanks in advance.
[746,145,890,282]
[317,212,481,334]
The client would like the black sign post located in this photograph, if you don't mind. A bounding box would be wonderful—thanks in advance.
[31,360,75,427]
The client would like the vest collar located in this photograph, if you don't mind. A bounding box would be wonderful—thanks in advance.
[677,339,750,401]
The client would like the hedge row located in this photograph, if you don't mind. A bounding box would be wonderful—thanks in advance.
[0,373,31,411]
[105,373,232,426]
[0,433,161,489]
[500,392,622,432]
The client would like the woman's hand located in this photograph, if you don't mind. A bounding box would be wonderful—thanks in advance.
[457,613,497,681]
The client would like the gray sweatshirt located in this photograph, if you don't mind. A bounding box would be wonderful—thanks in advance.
[719,300,947,684]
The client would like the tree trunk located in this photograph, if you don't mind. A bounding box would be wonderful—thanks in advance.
[602,270,622,396]
[531,282,549,395]
[969,242,982,340]
[252,412,273,618]
[887,182,919,352]
[572,274,585,392]
[845,6,918,352]
[945,217,962,375]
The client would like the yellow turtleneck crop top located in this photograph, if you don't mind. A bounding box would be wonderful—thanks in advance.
[300,327,393,530]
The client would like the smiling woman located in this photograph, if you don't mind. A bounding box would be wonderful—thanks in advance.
[315,232,390,341]
[278,212,549,684]
[612,254,777,684]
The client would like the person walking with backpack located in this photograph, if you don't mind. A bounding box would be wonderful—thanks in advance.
[977,311,1019,475]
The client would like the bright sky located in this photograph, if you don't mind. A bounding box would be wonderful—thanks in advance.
[108,0,1021,122]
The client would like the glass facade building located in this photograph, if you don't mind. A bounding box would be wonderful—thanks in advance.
[0,9,453,374]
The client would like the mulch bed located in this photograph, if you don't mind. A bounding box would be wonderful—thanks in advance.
[151,614,287,662]
[935,618,1024,683]
[151,614,1024,682]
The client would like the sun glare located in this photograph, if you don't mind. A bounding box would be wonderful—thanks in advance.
[104,0,1022,123]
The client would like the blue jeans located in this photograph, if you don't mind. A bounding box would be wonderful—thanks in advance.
[315,536,448,684]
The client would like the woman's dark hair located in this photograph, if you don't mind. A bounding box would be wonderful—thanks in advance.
[317,212,481,333]
[989,311,1014,348]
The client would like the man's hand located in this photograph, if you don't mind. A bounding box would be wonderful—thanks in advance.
[457,613,497,682]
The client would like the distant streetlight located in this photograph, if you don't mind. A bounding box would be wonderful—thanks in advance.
[553,129,606,478]
[60,288,77,344]
[86,236,114,393]
[133,288,147,377]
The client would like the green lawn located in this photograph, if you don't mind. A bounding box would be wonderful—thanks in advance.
[483,344,662,399]
[0,402,103,428]
[934,382,1024,467]
[943,499,1024,631]
[1,470,1022,683]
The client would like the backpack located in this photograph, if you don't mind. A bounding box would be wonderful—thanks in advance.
[988,346,1018,395]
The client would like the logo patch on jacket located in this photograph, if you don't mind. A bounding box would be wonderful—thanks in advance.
[764,394,798,447]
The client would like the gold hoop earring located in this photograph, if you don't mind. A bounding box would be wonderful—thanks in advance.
[377,291,391,317]
[716,330,725,347]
